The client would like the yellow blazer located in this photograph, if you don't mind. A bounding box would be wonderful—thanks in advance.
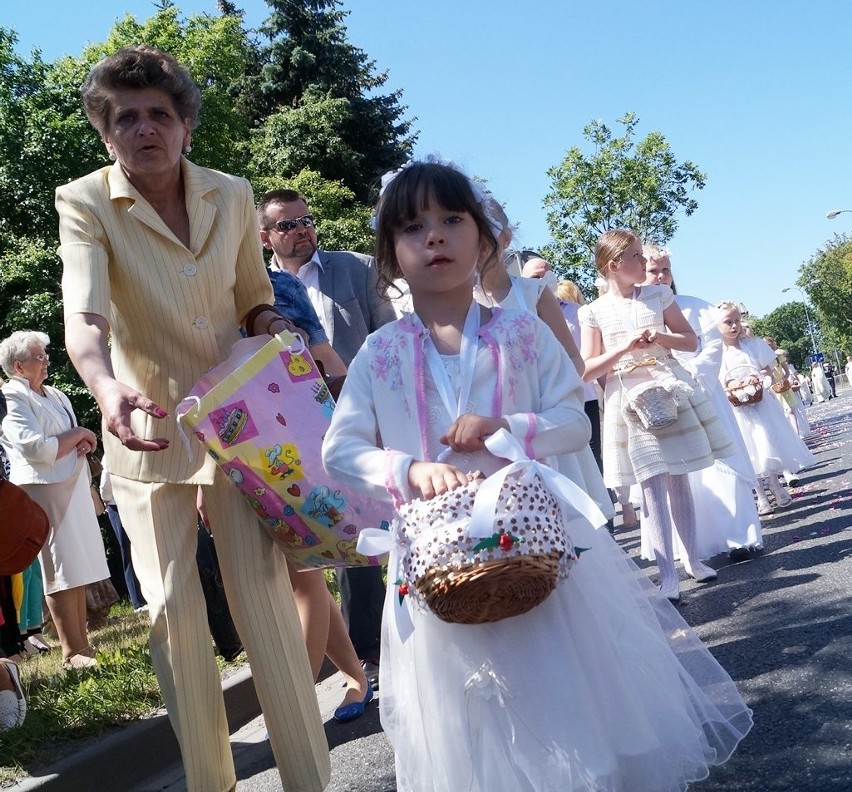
[56,159,273,484]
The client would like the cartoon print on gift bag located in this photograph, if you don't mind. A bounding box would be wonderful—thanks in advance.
[311,380,335,418]
[281,504,322,546]
[211,400,258,447]
[263,443,304,481]
[301,485,346,528]
[280,350,316,382]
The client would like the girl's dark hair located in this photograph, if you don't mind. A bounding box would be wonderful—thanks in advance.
[82,45,202,134]
[373,162,500,293]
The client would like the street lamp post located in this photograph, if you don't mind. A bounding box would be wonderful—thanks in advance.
[826,209,852,219]
[781,285,819,356]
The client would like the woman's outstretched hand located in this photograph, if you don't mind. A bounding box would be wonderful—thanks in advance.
[96,379,170,452]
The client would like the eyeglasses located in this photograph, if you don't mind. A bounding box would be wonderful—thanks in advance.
[268,214,315,234]
[28,353,49,362]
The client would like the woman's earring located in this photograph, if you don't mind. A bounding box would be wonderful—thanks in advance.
[108,149,116,161]
[183,144,192,155]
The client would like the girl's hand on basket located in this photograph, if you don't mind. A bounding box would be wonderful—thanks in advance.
[408,461,469,501]
[440,414,509,454]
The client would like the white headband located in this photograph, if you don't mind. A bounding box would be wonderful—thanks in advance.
[372,154,504,236]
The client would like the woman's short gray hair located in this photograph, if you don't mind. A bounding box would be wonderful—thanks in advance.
[0,331,50,377]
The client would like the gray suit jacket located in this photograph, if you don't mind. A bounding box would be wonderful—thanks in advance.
[314,250,397,366]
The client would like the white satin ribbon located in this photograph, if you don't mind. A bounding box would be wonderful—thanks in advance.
[356,526,395,556]
[422,299,479,430]
[469,429,607,539]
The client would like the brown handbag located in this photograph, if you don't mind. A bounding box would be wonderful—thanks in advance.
[0,479,49,575]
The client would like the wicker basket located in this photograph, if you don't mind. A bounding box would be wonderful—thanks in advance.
[397,470,574,625]
[770,379,791,394]
[725,382,763,406]
[623,381,680,430]
[417,552,561,624]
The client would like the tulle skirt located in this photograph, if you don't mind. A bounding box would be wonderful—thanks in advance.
[729,394,814,476]
[380,519,753,792]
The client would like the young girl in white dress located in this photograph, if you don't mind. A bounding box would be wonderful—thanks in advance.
[642,248,762,560]
[579,231,734,601]
[323,163,751,791]
[716,302,814,513]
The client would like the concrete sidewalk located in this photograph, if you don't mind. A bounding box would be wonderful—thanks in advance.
[10,666,262,792]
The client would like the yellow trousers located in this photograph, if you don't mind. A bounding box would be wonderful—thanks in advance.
[113,471,330,792]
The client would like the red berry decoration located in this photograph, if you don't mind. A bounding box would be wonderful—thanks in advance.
[398,583,409,596]
[498,533,514,551]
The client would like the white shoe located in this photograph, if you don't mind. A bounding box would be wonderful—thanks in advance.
[659,585,681,603]
[757,501,774,516]
[684,560,718,582]
[26,633,51,653]
[771,488,792,508]
[0,658,26,730]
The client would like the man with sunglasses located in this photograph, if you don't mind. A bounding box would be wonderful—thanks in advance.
[257,189,395,690]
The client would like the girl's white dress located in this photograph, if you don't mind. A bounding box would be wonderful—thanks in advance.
[719,339,815,476]
[476,275,614,520]
[640,295,762,560]
[579,285,733,488]
[324,305,752,792]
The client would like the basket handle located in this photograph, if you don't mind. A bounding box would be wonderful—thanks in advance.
[473,430,607,538]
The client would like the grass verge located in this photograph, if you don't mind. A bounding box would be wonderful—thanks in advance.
[0,601,242,784]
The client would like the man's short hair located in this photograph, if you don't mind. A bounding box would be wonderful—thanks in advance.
[257,189,306,228]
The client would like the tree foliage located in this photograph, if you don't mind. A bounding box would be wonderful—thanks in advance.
[797,233,852,358]
[1,2,414,430]
[749,302,815,372]
[543,113,706,295]
[253,0,415,201]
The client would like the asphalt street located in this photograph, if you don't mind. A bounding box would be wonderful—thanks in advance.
[13,388,852,792]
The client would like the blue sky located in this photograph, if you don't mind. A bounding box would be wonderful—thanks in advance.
[6,0,852,318]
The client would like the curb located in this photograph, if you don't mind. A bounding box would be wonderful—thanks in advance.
[10,667,260,791]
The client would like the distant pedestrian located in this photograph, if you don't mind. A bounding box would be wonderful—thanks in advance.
[824,362,837,398]
[811,361,831,402]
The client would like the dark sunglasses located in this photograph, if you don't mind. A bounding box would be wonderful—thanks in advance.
[268,214,315,233]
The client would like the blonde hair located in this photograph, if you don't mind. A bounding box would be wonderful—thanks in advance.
[556,280,585,305]
[595,229,638,278]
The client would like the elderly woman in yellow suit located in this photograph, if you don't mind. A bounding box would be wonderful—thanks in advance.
[56,46,329,792]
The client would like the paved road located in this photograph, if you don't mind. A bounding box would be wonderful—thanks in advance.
[16,391,852,791]
[221,391,852,792]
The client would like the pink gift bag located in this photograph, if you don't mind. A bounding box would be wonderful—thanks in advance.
[177,332,389,568]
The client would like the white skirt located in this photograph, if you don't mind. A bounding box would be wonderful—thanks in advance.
[729,393,814,476]
[380,519,753,792]
[23,458,110,593]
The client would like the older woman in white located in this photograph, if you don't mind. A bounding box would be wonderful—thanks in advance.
[0,331,109,669]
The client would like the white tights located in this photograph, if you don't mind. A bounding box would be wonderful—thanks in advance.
[640,473,698,593]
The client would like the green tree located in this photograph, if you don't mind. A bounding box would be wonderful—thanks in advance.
[543,113,706,294]
[0,8,258,429]
[798,233,852,358]
[252,0,415,200]
[750,302,814,372]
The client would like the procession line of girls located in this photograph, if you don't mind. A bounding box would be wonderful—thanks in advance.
[322,158,751,791]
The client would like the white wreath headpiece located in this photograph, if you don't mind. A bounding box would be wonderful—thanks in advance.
[371,154,504,237]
